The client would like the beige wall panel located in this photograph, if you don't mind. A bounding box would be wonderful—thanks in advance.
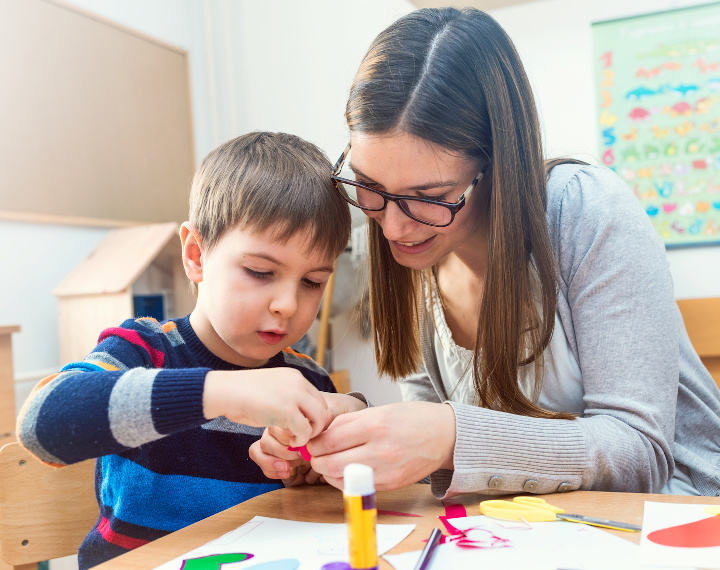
[0,0,195,224]
[57,293,131,363]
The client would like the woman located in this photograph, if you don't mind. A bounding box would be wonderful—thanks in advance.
[254,7,720,497]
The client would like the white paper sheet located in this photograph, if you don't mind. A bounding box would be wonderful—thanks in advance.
[638,501,720,569]
[383,515,697,570]
[152,516,415,570]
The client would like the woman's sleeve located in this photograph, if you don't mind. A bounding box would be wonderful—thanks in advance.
[398,369,444,404]
[433,166,678,499]
[16,322,209,466]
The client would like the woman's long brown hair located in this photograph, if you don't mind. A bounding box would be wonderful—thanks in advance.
[349,8,578,420]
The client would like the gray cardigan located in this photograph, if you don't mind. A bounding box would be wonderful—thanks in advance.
[400,164,720,498]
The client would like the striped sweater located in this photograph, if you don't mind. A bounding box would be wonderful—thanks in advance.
[16,315,336,569]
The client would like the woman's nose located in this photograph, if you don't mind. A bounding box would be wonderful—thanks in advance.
[371,201,417,240]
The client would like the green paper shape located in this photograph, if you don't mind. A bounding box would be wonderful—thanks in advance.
[180,552,254,569]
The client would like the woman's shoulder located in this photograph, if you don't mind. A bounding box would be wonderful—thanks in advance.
[545,162,648,230]
[547,163,633,205]
[544,161,665,276]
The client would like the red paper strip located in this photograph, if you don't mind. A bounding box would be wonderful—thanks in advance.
[287,445,311,461]
[442,501,468,519]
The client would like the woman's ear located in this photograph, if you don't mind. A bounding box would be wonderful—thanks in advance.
[180,222,203,283]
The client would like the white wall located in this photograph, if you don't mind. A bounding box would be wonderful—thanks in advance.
[5,0,720,421]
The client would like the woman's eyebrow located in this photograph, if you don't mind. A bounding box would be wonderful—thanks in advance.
[349,163,459,191]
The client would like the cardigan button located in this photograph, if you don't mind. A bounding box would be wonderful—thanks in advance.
[557,482,573,493]
[488,475,503,488]
[523,479,539,492]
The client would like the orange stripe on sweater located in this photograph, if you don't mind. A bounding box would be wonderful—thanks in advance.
[282,347,312,360]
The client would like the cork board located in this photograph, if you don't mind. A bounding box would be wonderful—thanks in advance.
[0,0,195,226]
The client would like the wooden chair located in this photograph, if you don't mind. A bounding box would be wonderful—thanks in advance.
[677,297,720,390]
[0,326,21,448]
[316,269,351,394]
[0,443,97,570]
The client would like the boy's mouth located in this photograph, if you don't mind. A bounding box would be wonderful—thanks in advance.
[258,330,287,345]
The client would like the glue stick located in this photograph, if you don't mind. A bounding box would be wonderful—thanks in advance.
[343,463,378,570]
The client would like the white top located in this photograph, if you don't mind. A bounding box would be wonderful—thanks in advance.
[430,279,584,414]
[429,278,699,496]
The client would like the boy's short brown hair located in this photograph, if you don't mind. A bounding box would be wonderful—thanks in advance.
[189,131,351,261]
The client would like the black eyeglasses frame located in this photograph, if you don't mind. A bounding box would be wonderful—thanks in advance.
[330,143,487,228]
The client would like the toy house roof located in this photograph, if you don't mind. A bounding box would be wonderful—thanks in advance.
[53,222,181,297]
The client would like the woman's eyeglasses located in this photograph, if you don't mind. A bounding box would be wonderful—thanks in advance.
[331,143,487,228]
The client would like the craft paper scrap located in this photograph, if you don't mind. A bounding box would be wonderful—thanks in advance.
[152,516,415,570]
[639,501,720,569]
[384,515,696,570]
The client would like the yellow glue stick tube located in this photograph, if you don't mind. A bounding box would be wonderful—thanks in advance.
[343,463,378,570]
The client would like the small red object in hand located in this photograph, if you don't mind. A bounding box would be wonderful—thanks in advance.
[288,445,311,461]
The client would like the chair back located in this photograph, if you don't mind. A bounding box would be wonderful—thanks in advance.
[677,297,720,389]
[0,443,97,569]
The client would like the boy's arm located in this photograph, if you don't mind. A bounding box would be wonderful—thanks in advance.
[16,327,209,466]
[18,323,331,466]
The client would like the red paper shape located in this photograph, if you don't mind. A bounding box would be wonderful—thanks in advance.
[377,509,423,517]
[442,501,467,519]
[647,515,720,548]
[287,445,311,461]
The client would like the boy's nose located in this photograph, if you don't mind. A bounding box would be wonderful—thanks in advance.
[269,284,298,317]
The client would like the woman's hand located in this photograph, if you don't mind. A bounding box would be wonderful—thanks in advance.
[307,401,457,491]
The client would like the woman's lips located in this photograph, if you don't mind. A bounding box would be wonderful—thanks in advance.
[391,235,436,254]
[258,331,287,345]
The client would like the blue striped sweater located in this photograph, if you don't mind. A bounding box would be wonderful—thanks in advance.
[16,315,336,569]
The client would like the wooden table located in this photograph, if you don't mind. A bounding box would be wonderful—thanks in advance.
[96,484,720,569]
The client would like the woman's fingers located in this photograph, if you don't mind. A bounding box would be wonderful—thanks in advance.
[308,402,457,491]
[308,409,369,457]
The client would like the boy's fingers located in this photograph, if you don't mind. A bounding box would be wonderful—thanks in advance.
[286,411,313,447]
[261,429,301,460]
[267,426,293,446]
[248,441,293,480]
[305,467,323,485]
[297,391,331,440]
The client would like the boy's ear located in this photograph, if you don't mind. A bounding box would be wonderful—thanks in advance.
[180,222,203,284]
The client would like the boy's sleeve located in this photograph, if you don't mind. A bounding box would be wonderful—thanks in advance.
[16,322,210,466]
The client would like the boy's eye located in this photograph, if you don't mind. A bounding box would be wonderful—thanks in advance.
[245,268,271,279]
[303,278,323,290]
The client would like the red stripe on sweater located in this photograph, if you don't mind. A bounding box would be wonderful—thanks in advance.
[97,516,150,550]
[98,328,165,367]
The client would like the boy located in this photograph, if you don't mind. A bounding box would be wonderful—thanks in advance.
[16,132,367,569]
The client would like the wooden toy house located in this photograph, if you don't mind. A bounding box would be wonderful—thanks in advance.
[53,222,194,363]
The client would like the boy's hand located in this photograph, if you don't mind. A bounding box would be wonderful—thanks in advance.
[202,368,330,447]
[248,393,366,484]
[249,428,324,485]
